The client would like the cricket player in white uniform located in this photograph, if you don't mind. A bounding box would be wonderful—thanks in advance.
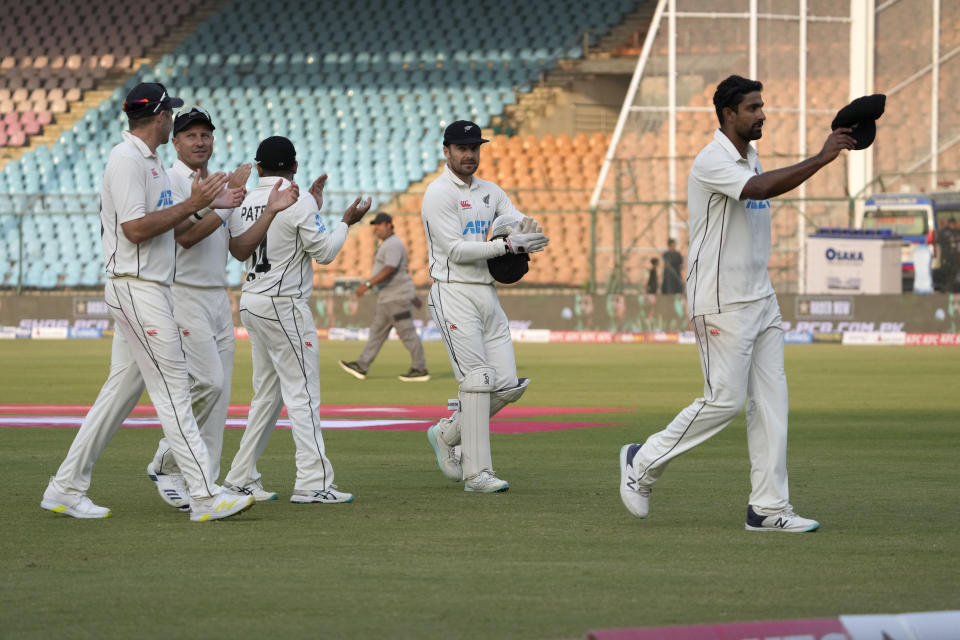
[40,83,255,522]
[222,136,371,504]
[422,120,549,493]
[145,106,272,508]
[619,75,856,531]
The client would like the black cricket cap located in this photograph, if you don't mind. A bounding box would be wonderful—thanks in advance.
[831,94,886,150]
[487,224,529,284]
[487,252,529,284]
[370,212,393,225]
[122,82,183,115]
[256,136,296,170]
[443,120,489,146]
[173,106,215,135]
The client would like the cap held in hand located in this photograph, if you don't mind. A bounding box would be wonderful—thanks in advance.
[831,94,886,150]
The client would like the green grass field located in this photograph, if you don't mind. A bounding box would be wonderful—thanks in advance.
[1,340,958,639]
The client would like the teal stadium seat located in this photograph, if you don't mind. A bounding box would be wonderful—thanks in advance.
[0,0,637,287]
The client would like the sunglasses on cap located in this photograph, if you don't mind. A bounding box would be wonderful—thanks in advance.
[122,89,171,114]
[175,105,211,119]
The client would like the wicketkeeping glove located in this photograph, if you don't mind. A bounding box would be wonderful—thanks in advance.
[505,230,549,254]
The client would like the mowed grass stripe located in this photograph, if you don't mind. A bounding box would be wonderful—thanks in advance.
[1,340,957,639]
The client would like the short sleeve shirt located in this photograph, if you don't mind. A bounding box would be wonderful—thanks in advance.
[229,176,348,298]
[100,130,176,284]
[373,233,415,303]
[685,129,775,317]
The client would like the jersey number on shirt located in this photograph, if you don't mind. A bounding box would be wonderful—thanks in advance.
[247,237,271,281]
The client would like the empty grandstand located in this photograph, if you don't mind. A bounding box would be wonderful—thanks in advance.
[0,0,958,293]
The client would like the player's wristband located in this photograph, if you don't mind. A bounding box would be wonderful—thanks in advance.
[192,207,212,222]
[364,280,372,288]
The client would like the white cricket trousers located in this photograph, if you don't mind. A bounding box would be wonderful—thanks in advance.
[151,284,235,481]
[631,294,791,511]
[225,292,335,491]
[50,277,216,499]
[428,281,519,477]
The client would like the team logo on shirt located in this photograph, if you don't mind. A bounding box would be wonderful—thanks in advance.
[482,195,490,206]
[155,189,173,207]
[462,220,489,236]
[460,200,472,209]
[181,329,190,336]
[449,324,458,330]
[313,214,326,233]
[709,328,720,336]
[305,341,313,347]
[745,199,770,210]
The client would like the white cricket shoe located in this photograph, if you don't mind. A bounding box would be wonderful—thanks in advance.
[745,505,820,532]
[189,491,255,522]
[224,479,278,502]
[619,444,651,519]
[146,462,190,511]
[427,423,462,481]
[41,483,111,519]
[290,486,354,504]
[464,470,509,493]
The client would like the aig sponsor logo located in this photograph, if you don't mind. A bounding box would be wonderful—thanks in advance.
[462,220,489,236]
[155,189,173,207]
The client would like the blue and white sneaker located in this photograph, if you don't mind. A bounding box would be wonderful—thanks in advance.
[619,444,651,518]
[147,462,190,511]
[290,486,354,504]
[224,479,278,502]
[745,506,819,532]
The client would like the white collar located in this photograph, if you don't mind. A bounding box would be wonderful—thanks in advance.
[713,128,758,163]
[122,130,157,159]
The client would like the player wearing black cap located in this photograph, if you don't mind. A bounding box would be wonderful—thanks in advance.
[144,106,300,507]
[41,83,257,522]
[421,120,550,493]
[222,136,372,504]
[338,211,430,382]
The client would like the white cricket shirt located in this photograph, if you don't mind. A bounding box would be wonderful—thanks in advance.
[421,165,523,284]
[169,159,232,288]
[100,130,176,284]
[686,129,775,317]
[229,176,348,298]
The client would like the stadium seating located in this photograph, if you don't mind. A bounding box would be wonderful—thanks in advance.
[0,0,638,288]
[0,0,207,149]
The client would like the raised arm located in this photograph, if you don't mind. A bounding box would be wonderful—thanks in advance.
[740,128,856,201]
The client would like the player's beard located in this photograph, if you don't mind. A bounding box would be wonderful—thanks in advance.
[455,157,478,176]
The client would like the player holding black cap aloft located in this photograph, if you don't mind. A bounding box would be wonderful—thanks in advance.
[422,120,549,493]
[222,136,371,504]
[619,75,858,531]
[338,211,430,382]
[40,83,256,522]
